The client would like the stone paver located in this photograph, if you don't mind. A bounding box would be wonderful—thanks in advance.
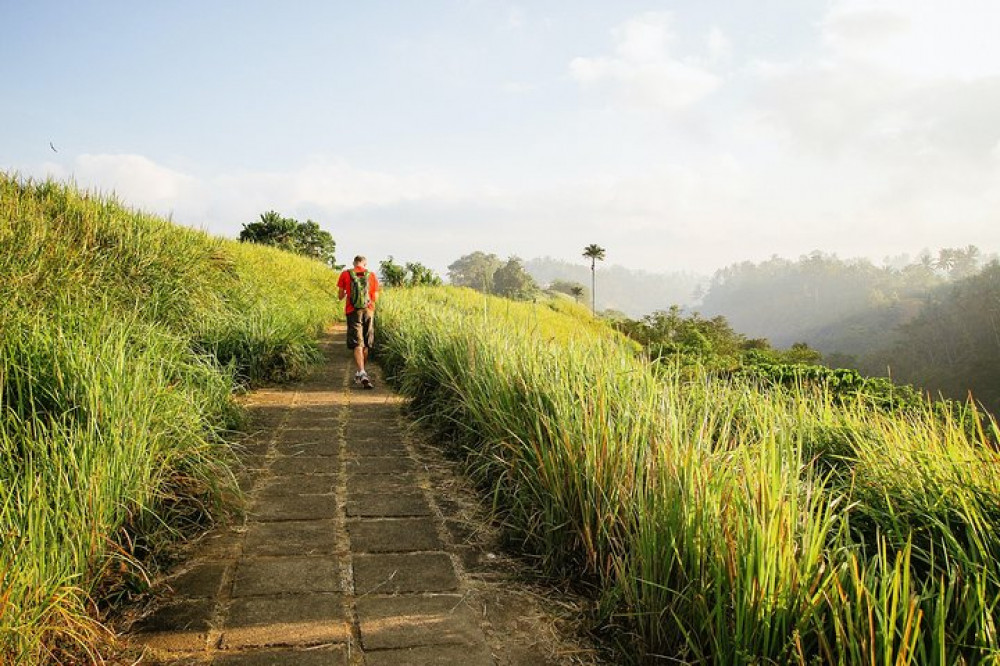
[253,494,338,522]
[255,475,336,497]
[220,594,350,648]
[356,595,486,650]
[276,441,339,458]
[130,327,499,665]
[167,563,229,599]
[132,599,215,651]
[353,553,459,594]
[348,518,443,553]
[270,455,339,476]
[346,473,419,494]
[344,455,416,475]
[243,520,338,557]
[345,491,432,517]
[232,557,342,597]
[345,439,408,456]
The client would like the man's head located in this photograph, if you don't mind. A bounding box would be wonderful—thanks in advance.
[353,255,367,269]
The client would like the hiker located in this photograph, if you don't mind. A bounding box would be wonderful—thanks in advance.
[337,255,380,389]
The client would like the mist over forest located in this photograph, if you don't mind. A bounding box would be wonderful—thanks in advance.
[524,256,703,318]
[523,246,1000,411]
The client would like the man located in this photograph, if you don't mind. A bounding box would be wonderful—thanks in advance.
[337,255,380,389]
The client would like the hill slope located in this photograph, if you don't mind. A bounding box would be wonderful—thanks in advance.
[0,174,338,662]
[376,285,1000,664]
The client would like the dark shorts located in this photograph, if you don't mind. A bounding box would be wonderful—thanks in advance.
[347,308,374,350]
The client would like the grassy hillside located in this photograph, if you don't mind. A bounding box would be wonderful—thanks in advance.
[376,286,1000,665]
[0,174,339,663]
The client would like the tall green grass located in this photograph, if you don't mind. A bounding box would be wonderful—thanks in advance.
[376,286,1000,665]
[0,174,339,663]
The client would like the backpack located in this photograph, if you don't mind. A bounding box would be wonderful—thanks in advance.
[349,270,371,310]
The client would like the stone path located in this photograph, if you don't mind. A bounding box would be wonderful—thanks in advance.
[129,328,503,665]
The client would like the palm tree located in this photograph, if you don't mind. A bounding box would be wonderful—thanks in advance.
[582,244,606,312]
[569,285,584,303]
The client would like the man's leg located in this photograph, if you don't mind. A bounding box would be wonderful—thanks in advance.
[347,310,365,377]
[358,311,375,388]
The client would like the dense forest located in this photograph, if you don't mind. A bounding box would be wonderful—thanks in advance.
[697,247,1000,411]
[869,262,1000,412]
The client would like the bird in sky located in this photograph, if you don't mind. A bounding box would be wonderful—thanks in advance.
[49,141,57,153]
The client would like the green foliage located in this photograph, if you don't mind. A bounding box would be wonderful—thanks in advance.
[699,250,965,354]
[547,279,588,304]
[380,256,443,288]
[447,251,534,300]
[615,305,823,370]
[582,243,606,311]
[582,243,606,265]
[379,256,408,287]
[491,256,538,300]
[447,250,502,291]
[0,174,337,662]
[376,286,1000,665]
[405,261,442,286]
[700,249,1000,412]
[239,210,337,267]
[869,261,1000,412]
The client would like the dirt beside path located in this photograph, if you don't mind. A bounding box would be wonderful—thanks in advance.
[125,326,604,666]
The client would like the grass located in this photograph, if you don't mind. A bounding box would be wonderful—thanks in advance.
[0,174,339,663]
[376,285,1000,665]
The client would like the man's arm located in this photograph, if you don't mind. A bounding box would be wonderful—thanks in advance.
[368,276,380,309]
[337,271,347,301]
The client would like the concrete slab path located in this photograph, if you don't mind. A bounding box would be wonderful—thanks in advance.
[128,326,594,666]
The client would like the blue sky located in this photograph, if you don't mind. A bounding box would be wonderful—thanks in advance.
[3,1,999,275]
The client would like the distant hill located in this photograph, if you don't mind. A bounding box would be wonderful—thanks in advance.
[525,257,704,317]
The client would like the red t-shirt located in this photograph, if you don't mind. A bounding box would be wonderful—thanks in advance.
[338,268,380,314]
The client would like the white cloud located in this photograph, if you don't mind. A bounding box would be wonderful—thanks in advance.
[753,0,1000,166]
[39,154,203,210]
[570,12,722,110]
[19,153,458,236]
[822,0,1000,80]
[734,1,1000,272]
[706,27,731,63]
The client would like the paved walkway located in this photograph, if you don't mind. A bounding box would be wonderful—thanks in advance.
[131,328,499,665]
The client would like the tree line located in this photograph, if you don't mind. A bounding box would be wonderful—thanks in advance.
[697,246,1000,411]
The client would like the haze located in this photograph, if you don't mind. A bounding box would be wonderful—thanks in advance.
[2,0,999,276]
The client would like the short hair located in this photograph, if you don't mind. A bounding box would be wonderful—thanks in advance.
[353,255,366,265]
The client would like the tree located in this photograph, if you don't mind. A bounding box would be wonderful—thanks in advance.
[547,279,588,303]
[379,257,442,288]
[582,244,606,311]
[447,251,503,292]
[405,261,443,286]
[492,257,538,300]
[294,219,337,267]
[379,256,407,287]
[240,211,298,251]
[239,211,337,267]
[783,342,823,365]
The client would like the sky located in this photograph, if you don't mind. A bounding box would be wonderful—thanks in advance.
[2,0,999,276]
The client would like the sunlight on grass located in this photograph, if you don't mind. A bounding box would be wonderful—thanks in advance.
[377,286,1000,665]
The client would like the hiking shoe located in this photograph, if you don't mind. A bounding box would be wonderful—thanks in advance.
[360,374,374,390]
[354,372,363,386]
